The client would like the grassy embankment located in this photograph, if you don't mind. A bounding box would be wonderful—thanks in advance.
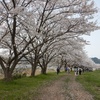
[76,70,100,100]
[0,72,64,100]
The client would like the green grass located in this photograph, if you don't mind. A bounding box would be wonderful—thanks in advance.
[0,72,65,100]
[76,70,100,100]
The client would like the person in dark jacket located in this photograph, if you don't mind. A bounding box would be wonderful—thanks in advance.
[57,67,60,75]
[79,68,82,75]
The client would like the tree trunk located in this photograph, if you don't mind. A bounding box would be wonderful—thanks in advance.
[4,67,13,81]
[31,49,39,76]
[31,62,37,76]
[31,66,36,76]
[41,66,47,74]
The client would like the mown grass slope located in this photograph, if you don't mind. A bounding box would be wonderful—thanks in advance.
[0,72,64,100]
[76,70,100,100]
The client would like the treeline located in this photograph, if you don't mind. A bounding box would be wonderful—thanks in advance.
[0,0,99,81]
[91,57,100,64]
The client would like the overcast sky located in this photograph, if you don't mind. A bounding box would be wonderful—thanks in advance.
[83,0,100,58]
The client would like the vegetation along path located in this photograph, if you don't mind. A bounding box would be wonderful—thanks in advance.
[34,73,94,100]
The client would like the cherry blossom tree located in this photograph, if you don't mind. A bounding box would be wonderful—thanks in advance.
[0,0,99,81]
[28,0,99,75]
[0,0,36,81]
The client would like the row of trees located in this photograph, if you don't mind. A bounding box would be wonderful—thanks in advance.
[0,0,99,81]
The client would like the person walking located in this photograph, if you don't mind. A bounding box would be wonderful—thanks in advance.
[56,67,60,75]
[79,68,82,75]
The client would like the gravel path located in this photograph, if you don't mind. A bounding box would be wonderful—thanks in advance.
[34,74,94,100]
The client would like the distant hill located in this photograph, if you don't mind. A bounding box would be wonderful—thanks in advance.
[91,57,100,64]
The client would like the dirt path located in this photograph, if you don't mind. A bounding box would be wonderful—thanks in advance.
[34,73,94,100]
[65,74,94,100]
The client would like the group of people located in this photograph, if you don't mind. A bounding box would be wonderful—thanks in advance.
[74,67,82,76]
[56,66,72,75]
[56,66,83,76]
